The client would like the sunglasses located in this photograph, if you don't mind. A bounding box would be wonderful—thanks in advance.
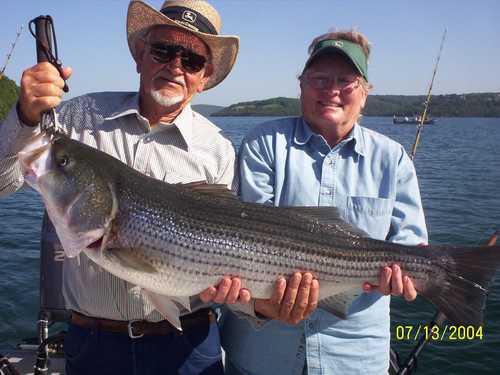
[146,42,207,74]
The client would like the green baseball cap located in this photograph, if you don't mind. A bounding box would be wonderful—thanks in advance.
[303,39,369,81]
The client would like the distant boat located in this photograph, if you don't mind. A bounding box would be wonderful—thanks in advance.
[393,115,435,125]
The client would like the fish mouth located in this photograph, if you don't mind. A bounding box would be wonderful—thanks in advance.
[18,138,52,187]
[87,236,104,249]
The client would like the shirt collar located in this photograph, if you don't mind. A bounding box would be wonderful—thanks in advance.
[103,92,141,121]
[351,123,366,157]
[103,93,194,149]
[294,117,366,157]
[144,105,194,150]
[169,104,193,149]
[293,117,315,145]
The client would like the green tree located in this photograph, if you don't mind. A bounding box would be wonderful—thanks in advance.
[0,75,20,121]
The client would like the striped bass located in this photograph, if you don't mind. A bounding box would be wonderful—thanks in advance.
[18,132,500,327]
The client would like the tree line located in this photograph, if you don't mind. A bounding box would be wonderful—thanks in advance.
[213,93,500,117]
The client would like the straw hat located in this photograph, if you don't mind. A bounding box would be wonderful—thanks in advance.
[127,0,239,90]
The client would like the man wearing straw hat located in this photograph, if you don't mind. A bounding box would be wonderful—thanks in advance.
[1,1,321,374]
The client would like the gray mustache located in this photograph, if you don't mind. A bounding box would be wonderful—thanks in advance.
[153,72,185,87]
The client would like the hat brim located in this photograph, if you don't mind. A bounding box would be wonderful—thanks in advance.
[127,1,239,90]
[304,45,368,82]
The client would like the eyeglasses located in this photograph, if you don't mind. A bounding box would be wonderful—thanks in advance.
[146,42,207,74]
[301,73,360,92]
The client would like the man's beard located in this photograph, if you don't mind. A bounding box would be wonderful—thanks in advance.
[150,89,184,108]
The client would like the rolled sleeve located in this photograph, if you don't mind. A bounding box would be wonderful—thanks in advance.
[387,149,428,245]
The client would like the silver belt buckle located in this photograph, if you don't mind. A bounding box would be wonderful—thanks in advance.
[128,319,144,339]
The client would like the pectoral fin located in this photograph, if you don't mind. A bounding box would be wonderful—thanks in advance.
[141,290,188,331]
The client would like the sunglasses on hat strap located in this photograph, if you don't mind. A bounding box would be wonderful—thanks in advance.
[146,41,207,73]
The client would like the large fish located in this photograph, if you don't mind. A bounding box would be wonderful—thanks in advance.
[18,132,500,327]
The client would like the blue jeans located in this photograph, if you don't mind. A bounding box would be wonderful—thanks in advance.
[64,320,223,375]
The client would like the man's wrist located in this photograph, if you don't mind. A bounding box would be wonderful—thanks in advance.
[16,102,38,128]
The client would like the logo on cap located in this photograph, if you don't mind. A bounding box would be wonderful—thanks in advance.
[334,40,344,48]
[182,10,197,23]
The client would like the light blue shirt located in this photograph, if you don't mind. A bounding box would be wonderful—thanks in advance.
[220,117,428,375]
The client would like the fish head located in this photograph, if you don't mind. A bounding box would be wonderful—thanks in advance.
[18,133,117,257]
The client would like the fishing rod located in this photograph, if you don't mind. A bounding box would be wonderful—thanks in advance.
[410,29,447,161]
[0,25,23,80]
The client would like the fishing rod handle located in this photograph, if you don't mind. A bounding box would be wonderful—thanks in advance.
[32,15,69,93]
[34,16,52,64]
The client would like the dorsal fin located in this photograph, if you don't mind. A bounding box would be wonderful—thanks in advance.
[179,183,366,237]
[275,206,368,237]
[180,181,238,200]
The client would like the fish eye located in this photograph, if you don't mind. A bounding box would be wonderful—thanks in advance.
[57,155,70,167]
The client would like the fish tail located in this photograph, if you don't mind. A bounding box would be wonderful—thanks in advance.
[421,245,500,325]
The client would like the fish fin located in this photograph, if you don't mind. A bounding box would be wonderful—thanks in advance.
[99,181,119,259]
[106,248,158,273]
[174,296,192,312]
[422,245,500,325]
[279,207,368,237]
[142,290,183,331]
[181,184,366,237]
[318,288,363,319]
[181,182,238,200]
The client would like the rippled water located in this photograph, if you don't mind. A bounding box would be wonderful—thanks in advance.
[0,116,499,374]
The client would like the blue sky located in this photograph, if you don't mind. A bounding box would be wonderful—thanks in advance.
[1,0,499,106]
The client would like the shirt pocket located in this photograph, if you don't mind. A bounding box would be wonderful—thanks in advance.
[346,196,394,240]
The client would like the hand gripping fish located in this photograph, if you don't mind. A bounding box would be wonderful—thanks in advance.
[18,132,500,327]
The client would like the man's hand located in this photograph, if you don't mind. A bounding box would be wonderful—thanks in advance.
[18,62,72,126]
[255,272,319,325]
[200,276,251,304]
[363,264,417,302]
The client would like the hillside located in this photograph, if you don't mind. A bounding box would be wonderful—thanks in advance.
[0,75,19,121]
[212,93,500,117]
[213,97,300,117]
[192,104,224,117]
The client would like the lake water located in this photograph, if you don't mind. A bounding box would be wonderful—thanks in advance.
[0,116,499,374]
